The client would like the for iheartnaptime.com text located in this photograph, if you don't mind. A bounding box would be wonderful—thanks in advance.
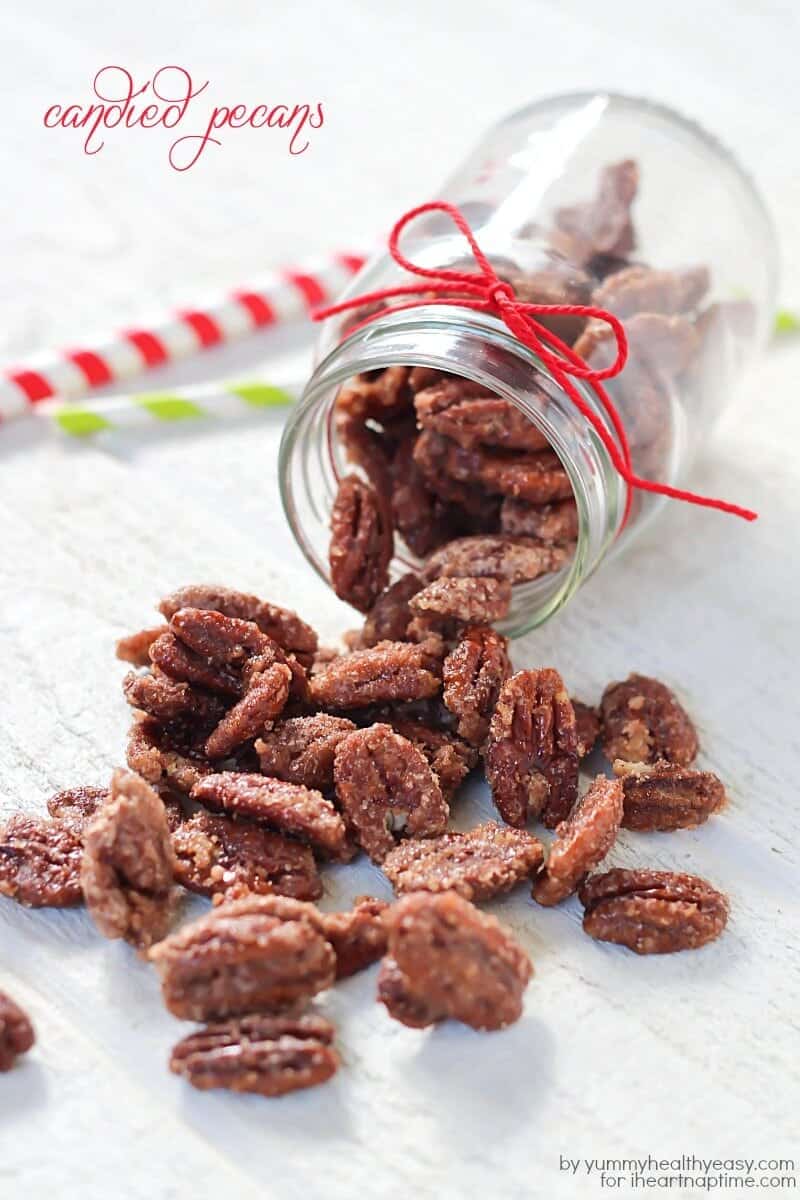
[42,65,324,170]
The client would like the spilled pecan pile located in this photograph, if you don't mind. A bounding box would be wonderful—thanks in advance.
[0,574,731,1096]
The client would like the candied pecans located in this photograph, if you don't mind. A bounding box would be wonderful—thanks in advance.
[192,772,350,861]
[81,769,178,950]
[383,821,544,902]
[320,896,389,979]
[46,785,109,834]
[532,775,623,907]
[485,668,579,829]
[409,576,512,626]
[333,723,448,863]
[600,674,699,766]
[150,895,337,1020]
[613,759,726,831]
[172,810,322,902]
[0,814,84,908]
[255,714,357,791]
[442,625,511,746]
[0,991,35,1071]
[170,1013,338,1097]
[378,891,532,1030]
[579,868,729,954]
[329,474,393,612]
[309,639,442,710]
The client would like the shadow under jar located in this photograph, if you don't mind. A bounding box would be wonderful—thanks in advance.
[280,92,778,638]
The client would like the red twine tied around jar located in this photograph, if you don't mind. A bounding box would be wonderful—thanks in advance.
[313,201,757,526]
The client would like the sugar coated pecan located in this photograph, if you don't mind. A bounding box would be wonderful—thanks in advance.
[414,380,549,452]
[553,159,638,263]
[360,573,423,647]
[0,814,83,907]
[170,1013,338,1097]
[329,474,393,613]
[116,626,167,666]
[320,896,390,978]
[81,769,178,949]
[192,772,349,861]
[335,366,412,422]
[532,775,623,907]
[579,868,729,954]
[500,497,579,544]
[390,437,460,559]
[149,631,241,697]
[600,674,698,766]
[172,810,322,901]
[333,724,448,863]
[423,535,571,585]
[158,584,318,667]
[123,670,225,725]
[383,821,544,902]
[505,264,593,344]
[443,626,511,746]
[613,759,726,831]
[170,607,273,665]
[573,700,601,759]
[127,717,213,796]
[255,714,357,791]
[485,669,579,829]
[204,663,291,758]
[591,263,710,319]
[46,785,109,834]
[419,433,572,505]
[309,640,442,710]
[378,891,532,1030]
[0,992,35,1071]
[387,719,477,800]
[409,577,512,625]
[149,895,336,1020]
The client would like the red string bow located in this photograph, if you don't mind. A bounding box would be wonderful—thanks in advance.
[313,201,757,525]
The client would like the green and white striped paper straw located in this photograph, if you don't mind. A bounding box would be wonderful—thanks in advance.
[42,379,299,437]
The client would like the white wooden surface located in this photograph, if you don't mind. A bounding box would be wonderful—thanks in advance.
[1,4,799,1198]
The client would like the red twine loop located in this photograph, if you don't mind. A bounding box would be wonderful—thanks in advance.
[313,201,757,526]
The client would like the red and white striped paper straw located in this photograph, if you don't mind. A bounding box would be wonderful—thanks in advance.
[0,251,365,421]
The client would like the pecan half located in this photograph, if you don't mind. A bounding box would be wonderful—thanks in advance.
[149,895,336,1019]
[169,607,274,665]
[255,714,357,791]
[204,663,291,758]
[0,992,35,1071]
[158,584,318,668]
[600,674,698,766]
[309,640,442,710]
[378,891,532,1030]
[123,670,226,726]
[333,724,448,863]
[170,1013,338,1097]
[149,631,241,696]
[579,868,729,954]
[443,625,511,746]
[423,535,571,585]
[409,577,512,626]
[532,775,623,906]
[0,814,83,907]
[500,497,579,544]
[383,821,544,902]
[553,159,638,264]
[591,264,710,319]
[192,773,349,861]
[329,474,393,613]
[81,768,178,949]
[172,810,322,901]
[390,437,461,558]
[613,759,726,831]
[335,366,412,422]
[485,669,579,828]
[414,379,549,452]
[46,785,109,834]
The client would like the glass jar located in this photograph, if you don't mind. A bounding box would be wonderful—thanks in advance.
[279,91,778,637]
